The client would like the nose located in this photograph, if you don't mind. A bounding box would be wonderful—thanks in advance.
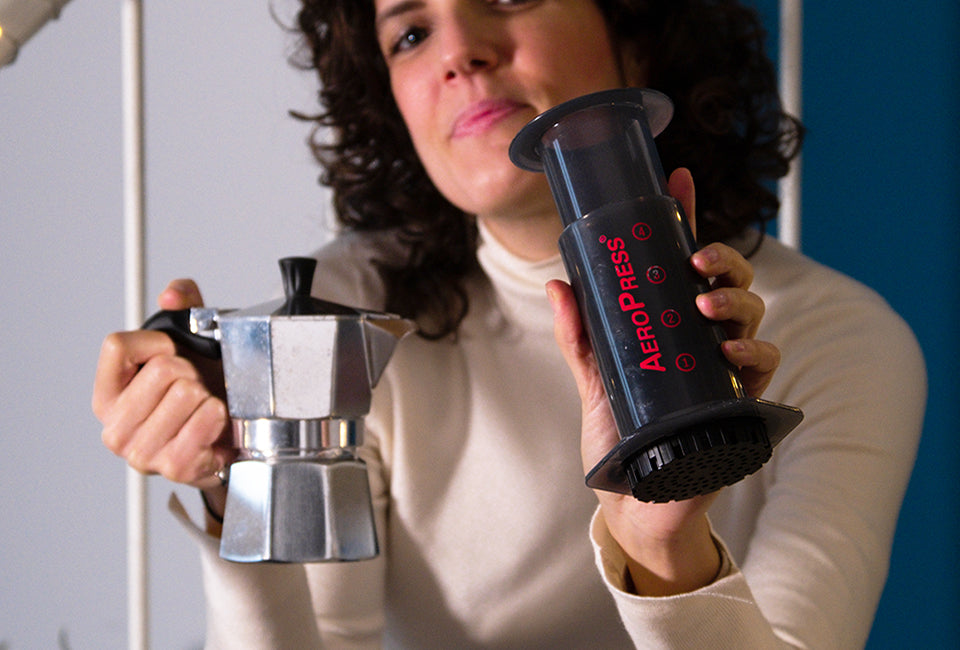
[438,9,500,81]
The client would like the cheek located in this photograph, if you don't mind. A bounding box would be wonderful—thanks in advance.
[523,16,624,92]
[390,76,423,138]
[391,73,449,169]
[566,41,623,88]
[388,87,460,202]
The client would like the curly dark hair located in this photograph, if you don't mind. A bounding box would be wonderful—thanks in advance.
[290,0,803,339]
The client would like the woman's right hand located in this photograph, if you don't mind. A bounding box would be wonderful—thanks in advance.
[93,279,233,498]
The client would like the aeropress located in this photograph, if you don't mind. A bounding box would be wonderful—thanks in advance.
[509,88,803,502]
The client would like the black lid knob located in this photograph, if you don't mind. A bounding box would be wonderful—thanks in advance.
[280,257,317,301]
[275,256,358,316]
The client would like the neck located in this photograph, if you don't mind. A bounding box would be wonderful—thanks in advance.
[478,210,563,261]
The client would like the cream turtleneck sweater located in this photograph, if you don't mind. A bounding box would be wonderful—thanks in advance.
[175,226,924,649]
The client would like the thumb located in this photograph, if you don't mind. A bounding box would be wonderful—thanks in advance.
[546,279,604,404]
[157,279,204,310]
[547,279,621,474]
[667,167,696,239]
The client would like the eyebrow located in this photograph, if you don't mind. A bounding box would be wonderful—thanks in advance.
[375,0,425,30]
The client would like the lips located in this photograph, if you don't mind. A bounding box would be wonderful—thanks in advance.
[451,99,525,138]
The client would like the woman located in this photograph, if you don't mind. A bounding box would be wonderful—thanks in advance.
[94,0,926,647]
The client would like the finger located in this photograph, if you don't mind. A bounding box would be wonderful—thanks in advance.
[690,243,754,290]
[93,330,179,419]
[121,374,216,471]
[158,278,204,310]
[695,287,765,340]
[151,396,232,488]
[99,353,203,449]
[721,338,781,397]
[667,167,696,238]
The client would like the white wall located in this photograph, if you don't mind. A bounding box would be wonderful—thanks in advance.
[0,1,331,647]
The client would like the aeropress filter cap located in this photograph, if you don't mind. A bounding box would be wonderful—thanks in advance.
[510,88,803,502]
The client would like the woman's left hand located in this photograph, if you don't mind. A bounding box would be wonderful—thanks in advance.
[546,167,780,597]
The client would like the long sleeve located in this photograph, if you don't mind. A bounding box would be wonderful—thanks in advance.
[730,252,926,648]
[592,512,787,649]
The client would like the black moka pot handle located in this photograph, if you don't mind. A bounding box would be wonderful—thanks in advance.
[142,309,222,360]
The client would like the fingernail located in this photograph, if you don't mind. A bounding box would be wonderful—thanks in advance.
[698,291,726,313]
[697,247,720,265]
[545,283,560,314]
[168,280,194,294]
[724,339,745,353]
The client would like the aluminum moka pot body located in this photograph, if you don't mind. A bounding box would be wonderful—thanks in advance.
[510,89,802,502]
[144,257,415,562]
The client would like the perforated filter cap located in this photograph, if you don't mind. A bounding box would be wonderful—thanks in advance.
[624,417,771,502]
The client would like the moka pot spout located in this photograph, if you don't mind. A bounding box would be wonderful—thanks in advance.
[363,316,418,389]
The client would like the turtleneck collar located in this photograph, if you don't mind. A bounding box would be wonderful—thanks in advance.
[475,221,567,332]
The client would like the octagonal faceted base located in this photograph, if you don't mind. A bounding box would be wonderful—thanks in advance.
[220,458,378,563]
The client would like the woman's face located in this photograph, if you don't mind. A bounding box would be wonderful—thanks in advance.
[374,0,634,225]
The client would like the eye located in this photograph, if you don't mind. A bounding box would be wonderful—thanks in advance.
[391,24,430,55]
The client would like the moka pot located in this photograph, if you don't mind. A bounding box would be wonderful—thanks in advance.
[144,257,415,561]
[510,88,803,502]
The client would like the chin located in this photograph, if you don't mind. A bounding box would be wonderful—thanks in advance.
[460,170,553,217]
